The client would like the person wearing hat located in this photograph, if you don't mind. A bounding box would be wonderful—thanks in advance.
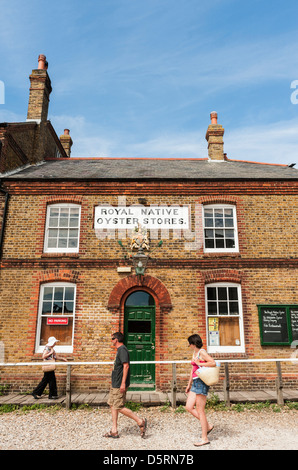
[32,337,67,399]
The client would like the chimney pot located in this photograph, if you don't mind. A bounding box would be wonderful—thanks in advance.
[210,111,218,125]
[64,129,70,135]
[38,54,47,70]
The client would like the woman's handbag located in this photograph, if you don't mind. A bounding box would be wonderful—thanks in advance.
[42,360,56,372]
[195,362,220,386]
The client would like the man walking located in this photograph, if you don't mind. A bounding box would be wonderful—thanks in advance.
[104,332,147,438]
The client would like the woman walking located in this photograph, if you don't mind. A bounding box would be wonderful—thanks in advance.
[32,336,67,399]
[185,334,216,447]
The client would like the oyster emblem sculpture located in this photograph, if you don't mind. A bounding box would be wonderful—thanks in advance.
[130,224,150,251]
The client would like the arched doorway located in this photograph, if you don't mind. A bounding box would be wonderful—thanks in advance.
[124,291,155,387]
[107,274,172,390]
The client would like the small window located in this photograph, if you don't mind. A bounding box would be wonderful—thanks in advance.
[203,205,238,252]
[35,282,76,353]
[125,291,155,307]
[44,204,81,253]
[205,283,245,353]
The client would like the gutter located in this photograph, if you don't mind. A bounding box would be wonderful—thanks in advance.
[0,183,9,261]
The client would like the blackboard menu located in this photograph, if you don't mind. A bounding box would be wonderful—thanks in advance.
[259,307,289,345]
[290,309,298,342]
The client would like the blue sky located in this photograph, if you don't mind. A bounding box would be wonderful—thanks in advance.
[1,0,298,164]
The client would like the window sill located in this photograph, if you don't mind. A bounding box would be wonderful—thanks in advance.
[203,252,241,258]
[41,253,80,258]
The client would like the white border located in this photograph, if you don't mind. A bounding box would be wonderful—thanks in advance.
[35,282,76,353]
[205,282,245,353]
[203,204,239,253]
[44,203,81,253]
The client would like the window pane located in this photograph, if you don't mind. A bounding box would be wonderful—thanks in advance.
[47,238,57,248]
[54,288,64,300]
[229,302,239,315]
[215,229,224,238]
[53,302,63,313]
[215,238,224,248]
[69,229,78,238]
[225,218,234,227]
[204,208,213,217]
[48,229,58,238]
[58,238,67,248]
[64,301,74,314]
[69,217,79,227]
[224,208,233,217]
[49,217,58,227]
[59,217,68,227]
[225,229,234,238]
[42,302,52,314]
[225,238,235,249]
[218,287,227,300]
[204,218,213,227]
[70,208,80,216]
[207,287,217,301]
[65,287,75,300]
[125,291,155,306]
[215,217,224,227]
[214,208,223,218]
[43,287,53,301]
[68,238,78,248]
[207,302,217,315]
[59,229,68,238]
[205,229,214,239]
[219,302,228,315]
[49,208,59,217]
[229,287,238,300]
[205,239,214,249]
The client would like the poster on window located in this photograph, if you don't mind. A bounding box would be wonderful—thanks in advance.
[209,330,220,346]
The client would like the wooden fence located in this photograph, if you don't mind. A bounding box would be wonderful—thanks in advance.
[1,357,297,409]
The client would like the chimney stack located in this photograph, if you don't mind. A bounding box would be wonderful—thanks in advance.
[27,54,52,123]
[205,111,225,161]
[59,129,73,157]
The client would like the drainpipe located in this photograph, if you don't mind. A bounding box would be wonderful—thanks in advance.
[0,183,9,261]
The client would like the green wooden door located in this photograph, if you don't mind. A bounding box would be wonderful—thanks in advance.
[124,305,155,384]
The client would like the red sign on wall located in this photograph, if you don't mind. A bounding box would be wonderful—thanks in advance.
[47,317,69,325]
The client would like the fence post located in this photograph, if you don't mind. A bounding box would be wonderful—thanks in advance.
[275,361,284,406]
[66,365,72,410]
[223,363,231,407]
[171,362,177,409]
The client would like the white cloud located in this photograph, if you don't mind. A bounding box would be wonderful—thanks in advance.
[225,118,298,165]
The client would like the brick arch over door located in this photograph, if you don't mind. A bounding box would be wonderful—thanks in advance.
[107,274,172,313]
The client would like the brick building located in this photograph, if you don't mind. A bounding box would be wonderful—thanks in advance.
[0,55,297,393]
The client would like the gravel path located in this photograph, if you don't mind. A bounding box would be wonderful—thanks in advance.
[0,407,297,450]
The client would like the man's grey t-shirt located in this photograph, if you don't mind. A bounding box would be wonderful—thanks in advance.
[111,344,130,388]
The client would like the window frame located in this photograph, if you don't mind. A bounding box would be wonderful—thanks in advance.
[205,282,245,353]
[44,203,81,253]
[202,204,239,253]
[35,282,76,353]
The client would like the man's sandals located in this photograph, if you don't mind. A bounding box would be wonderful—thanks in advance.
[103,418,147,439]
[139,418,147,438]
[103,430,119,438]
